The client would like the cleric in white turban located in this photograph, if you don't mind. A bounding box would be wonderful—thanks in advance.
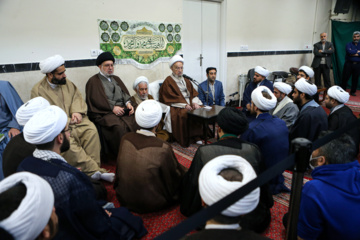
[16,97,50,126]
[251,86,277,111]
[199,155,260,217]
[133,76,149,91]
[299,66,314,78]
[24,105,68,145]
[169,55,184,68]
[39,55,65,74]
[0,172,57,240]
[327,85,350,104]
[255,66,270,78]
[274,82,292,95]
[135,100,162,129]
[295,78,317,96]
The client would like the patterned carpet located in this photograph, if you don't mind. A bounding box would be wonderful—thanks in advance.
[102,141,300,240]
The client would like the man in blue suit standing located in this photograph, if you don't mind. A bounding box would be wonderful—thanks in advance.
[198,67,225,106]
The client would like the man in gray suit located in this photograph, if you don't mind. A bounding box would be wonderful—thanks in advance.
[311,32,334,89]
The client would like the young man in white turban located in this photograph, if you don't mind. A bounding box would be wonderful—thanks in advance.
[31,54,108,179]
[0,81,23,180]
[0,172,58,240]
[182,155,270,240]
[2,97,50,177]
[130,76,170,142]
[296,66,314,81]
[241,86,289,194]
[290,78,328,142]
[159,55,204,147]
[86,52,138,158]
[242,66,274,119]
[325,85,359,153]
[114,100,186,213]
[269,82,299,128]
[181,108,273,233]
[17,105,147,239]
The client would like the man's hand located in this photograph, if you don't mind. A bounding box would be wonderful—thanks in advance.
[113,106,125,116]
[192,103,201,109]
[185,104,193,111]
[319,50,323,53]
[105,209,112,217]
[126,103,134,115]
[71,113,82,124]
[8,128,20,138]
[246,103,251,111]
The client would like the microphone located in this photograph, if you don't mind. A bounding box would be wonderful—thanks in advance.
[182,74,194,81]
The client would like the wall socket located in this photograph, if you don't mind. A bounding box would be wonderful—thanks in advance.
[240,45,249,50]
[90,49,98,57]
[304,45,311,50]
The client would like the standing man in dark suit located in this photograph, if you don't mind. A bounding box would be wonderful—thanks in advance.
[311,32,334,89]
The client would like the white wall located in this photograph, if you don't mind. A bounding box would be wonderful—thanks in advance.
[0,0,356,102]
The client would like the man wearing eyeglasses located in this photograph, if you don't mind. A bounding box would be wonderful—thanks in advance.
[289,78,328,142]
[159,55,204,147]
[86,52,137,159]
[31,55,109,181]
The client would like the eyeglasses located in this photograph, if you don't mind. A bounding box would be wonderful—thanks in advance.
[174,67,183,70]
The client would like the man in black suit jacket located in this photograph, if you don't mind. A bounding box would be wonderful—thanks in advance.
[311,32,334,89]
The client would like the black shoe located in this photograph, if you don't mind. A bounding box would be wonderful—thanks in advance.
[350,92,356,96]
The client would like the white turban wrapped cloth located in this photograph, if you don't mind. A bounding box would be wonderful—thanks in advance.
[24,105,68,145]
[251,86,277,111]
[299,66,314,78]
[135,100,162,129]
[254,66,270,78]
[199,155,260,217]
[169,55,184,68]
[16,97,50,126]
[0,172,54,240]
[327,85,350,103]
[273,82,292,95]
[133,76,149,90]
[295,78,317,96]
[39,55,65,74]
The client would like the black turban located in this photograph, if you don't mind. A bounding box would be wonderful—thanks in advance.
[217,107,248,135]
[96,52,115,66]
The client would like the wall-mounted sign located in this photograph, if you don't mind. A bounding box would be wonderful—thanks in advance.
[98,19,182,69]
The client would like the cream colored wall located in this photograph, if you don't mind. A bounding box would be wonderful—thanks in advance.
[0,63,172,102]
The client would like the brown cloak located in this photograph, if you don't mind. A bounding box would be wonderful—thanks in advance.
[159,76,202,147]
[86,74,138,156]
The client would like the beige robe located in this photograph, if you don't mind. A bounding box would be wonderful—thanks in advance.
[31,77,104,175]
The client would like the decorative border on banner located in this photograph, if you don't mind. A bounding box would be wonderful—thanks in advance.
[98,19,182,69]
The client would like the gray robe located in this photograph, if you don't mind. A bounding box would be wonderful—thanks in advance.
[270,98,299,129]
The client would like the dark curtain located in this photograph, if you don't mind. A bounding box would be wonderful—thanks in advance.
[331,20,360,88]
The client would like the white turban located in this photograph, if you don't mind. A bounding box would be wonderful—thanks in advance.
[169,55,184,68]
[299,66,314,78]
[133,76,149,90]
[24,105,68,145]
[199,155,260,217]
[295,78,317,96]
[0,172,54,240]
[39,55,65,74]
[254,66,270,78]
[251,86,277,111]
[16,97,50,126]
[327,85,350,103]
[135,100,162,128]
[273,82,292,95]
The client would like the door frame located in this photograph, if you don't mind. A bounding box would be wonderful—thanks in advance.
[182,0,227,100]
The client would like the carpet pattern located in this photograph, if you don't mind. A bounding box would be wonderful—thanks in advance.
[102,142,302,240]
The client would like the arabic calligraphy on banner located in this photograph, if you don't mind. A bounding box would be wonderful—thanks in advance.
[98,19,182,69]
